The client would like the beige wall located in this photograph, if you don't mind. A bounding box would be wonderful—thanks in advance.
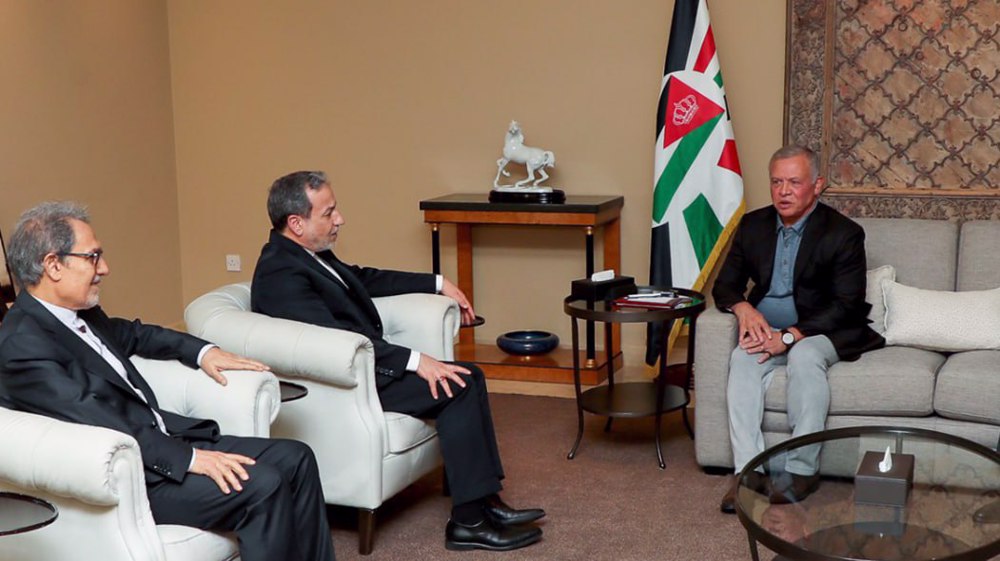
[2,1,785,354]
[0,0,183,325]
[168,0,786,359]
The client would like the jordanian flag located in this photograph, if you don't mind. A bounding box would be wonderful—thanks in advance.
[646,0,744,365]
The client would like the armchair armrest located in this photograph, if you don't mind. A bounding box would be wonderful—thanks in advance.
[131,357,280,438]
[693,307,739,469]
[374,293,460,360]
[0,407,138,506]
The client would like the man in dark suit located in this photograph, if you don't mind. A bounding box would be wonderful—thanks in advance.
[714,146,884,513]
[252,171,544,552]
[0,202,334,561]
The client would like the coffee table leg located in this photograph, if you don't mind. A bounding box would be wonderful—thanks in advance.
[746,533,761,561]
[604,321,614,433]
[568,317,585,460]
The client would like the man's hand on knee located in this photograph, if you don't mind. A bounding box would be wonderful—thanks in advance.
[190,449,256,494]
[416,355,469,400]
[733,302,773,349]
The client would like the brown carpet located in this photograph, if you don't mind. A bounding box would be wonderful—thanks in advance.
[325,393,754,561]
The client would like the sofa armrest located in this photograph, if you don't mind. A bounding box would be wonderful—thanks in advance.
[131,357,280,437]
[0,407,138,506]
[374,293,459,361]
[694,307,739,469]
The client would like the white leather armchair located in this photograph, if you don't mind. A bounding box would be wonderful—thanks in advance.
[0,358,280,561]
[184,282,460,555]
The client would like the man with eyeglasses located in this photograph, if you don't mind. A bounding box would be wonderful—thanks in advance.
[0,202,335,561]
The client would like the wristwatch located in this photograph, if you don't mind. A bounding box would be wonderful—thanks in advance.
[781,329,796,347]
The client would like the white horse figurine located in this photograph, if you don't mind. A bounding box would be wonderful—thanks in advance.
[493,121,556,189]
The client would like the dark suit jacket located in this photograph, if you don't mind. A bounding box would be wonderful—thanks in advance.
[712,202,884,360]
[251,230,436,384]
[0,292,220,484]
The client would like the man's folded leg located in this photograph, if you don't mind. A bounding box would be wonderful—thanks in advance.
[147,436,334,561]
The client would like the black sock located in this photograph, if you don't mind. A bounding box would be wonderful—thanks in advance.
[451,500,485,525]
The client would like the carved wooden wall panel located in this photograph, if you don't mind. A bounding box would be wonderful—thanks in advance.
[785,0,1000,220]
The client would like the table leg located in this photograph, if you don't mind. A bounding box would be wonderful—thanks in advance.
[603,321,614,433]
[603,217,622,364]
[654,320,669,469]
[456,224,474,347]
[567,317,585,460]
[681,316,696,439]
[747,533,762,561]
[430,223,440,275]
[585,226,595,363]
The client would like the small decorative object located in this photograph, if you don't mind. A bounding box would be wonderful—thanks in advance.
[490,121,565,204]
[496,330,560,356]
[855,447,914,507]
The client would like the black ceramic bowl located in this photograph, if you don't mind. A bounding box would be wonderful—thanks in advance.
[496,330,560,356]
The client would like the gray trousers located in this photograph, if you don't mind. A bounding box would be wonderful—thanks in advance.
[727,335,839,475]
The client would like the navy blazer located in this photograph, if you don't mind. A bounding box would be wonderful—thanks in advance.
[0,291,220,483]
[251,230,436,384]
[712,202,884,360]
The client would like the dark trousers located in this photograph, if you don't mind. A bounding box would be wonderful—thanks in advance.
[377,362,504,505]
[146,436,334,561]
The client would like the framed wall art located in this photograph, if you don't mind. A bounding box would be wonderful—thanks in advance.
[784,0,1000,220]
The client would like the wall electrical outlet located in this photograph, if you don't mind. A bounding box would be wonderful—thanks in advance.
[225,254,241,272]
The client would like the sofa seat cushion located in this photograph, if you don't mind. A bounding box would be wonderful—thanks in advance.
[384,412,437,454]
[764,346,943,416]
[934,350,1000,425]
[159,525,237,561]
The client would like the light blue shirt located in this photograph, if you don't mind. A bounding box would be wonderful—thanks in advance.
[756,207,815,330]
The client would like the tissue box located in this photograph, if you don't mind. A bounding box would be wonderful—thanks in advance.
[570,276,636,302]
[854,451,913,507]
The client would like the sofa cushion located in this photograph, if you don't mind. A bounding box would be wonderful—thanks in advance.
[764,346,943,416]
[957,221,1000,291]
[856,218,958,291]
[934,350,1000,425]
[883,281,1000,352]
[384,412,438,454]
[867,265,895,335]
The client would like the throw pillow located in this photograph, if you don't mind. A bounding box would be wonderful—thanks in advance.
[866,265,895,335]
[883,281,1000,352]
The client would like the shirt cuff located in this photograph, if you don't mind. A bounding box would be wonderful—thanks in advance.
[406,350,421,372]
[188,449,197,471]
[435,275,443,293]
[196,344,217,367]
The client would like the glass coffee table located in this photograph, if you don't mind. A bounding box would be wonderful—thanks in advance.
[735,426,1000,561]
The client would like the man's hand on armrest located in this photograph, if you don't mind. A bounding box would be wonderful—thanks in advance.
[189,448,256,494]
[199,347,271,386]
[441,277,476,325]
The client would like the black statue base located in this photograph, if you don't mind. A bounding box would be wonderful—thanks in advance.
[489,189,566,204]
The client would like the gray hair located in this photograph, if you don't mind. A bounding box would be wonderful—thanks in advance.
[8,202,90,288]
[266,171,330,230]
[770,145,820,183]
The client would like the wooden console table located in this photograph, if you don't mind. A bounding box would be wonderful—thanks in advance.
[420,193,624,385]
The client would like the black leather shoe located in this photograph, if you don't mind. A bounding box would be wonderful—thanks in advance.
[445,519,542,551]
[720,472,769,514]
[483,495,546,527]
[770,473,820,504]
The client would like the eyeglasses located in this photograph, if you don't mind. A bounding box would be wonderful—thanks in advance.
[58,249,104,267]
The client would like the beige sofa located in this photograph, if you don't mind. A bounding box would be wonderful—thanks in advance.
[694,218,1000,472]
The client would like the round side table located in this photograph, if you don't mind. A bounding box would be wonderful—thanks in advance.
[0,492,57,536]
[563,287,705,469]
[278,380,309,403]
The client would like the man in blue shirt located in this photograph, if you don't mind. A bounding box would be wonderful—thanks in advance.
[713,146,884,513]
